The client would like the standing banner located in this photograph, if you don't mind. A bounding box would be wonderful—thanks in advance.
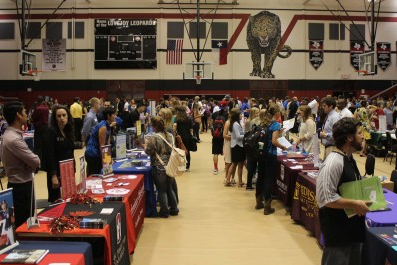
[116,134,127,160]
[59,159,77,199]
[101,145,114,178]
[42,39,66,71]
[78,156,86,192]
[376,42,391,71]
[309,40,323,70]
[350,41,365,70]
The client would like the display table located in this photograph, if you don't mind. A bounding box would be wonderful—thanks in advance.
[275,154,317,207]
[86,174,145,253]
[0,241,93,265]
[291,171,322,245]
[363,226,397,265]
[16,202,130,265]
[113,157,157,217]
[366,189,397,227]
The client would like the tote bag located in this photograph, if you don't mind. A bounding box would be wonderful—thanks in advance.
[155,133,187,177]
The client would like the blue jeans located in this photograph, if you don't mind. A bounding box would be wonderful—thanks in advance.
[152,166,179,217]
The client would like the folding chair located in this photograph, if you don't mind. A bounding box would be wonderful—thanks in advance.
[390,170,397,193]
[383,132,397,164]
[363,154,375,178]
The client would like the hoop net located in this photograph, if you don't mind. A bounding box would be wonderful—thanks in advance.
[355,70,368,76]
[195,75,202,85]
[28,70,42,81]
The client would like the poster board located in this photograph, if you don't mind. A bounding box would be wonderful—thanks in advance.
[0,188,19,254]
[59,159,77,199]
[101,145,114,178]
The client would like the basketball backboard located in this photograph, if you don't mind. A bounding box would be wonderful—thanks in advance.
[184,62,213,79]
[358,51,377,75]
[20,50,37,76]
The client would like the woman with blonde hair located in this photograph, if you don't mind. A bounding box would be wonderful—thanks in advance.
[192,103,202,142]
[159,108,173,134]
[295,105,316,153]
[244,107,259,132]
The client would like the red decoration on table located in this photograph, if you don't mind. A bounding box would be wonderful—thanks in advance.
[69,194,99,205]
[69,211,95,217]
[49,215,81,234]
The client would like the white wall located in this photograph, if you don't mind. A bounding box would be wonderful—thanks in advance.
[1,0,397,81]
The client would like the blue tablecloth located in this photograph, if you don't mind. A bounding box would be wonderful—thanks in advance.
[12,241,93,265]
[366,189,397,227]
[112,158,157,217]
[364,226,397,265]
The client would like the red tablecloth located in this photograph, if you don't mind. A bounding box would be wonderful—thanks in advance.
[87,174,145,253]
[0,253,85,265]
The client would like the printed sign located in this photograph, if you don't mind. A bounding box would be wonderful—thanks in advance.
[350,41,365,70]
[309,40,324,70]
[376,42,391,71]
[0,189,19,254]
[42,39,66,71]
[116,134,127,160]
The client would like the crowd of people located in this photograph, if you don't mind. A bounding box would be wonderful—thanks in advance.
[0,92,396,264]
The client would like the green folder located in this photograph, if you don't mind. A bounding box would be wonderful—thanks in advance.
[339,177,387,218]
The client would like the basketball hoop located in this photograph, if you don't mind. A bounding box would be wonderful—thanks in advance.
[195,75,202,85]
[28,70,42,82]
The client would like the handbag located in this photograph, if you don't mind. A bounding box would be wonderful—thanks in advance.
[175,134,188,154]
[155,133,187,177]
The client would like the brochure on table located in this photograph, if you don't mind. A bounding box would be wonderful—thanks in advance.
[0,189,19,255]
[339,177,387,217]
[101,145,114,178]
[59,158,77,200]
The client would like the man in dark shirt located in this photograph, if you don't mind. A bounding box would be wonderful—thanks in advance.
[211,101,228,175]
[31,96,49,163]
[123,102,146,130]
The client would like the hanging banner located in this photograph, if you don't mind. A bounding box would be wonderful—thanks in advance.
[309,40,323,70]
[376,42,391,71]
[42,39,66,71]
[350,41,365,70]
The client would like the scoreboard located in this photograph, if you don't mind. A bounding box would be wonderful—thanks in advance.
[94,19,157,69]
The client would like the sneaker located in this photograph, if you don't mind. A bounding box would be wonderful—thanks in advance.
[213,169,218,175]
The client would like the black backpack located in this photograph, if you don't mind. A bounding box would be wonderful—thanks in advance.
[212,115,225,138]
[243,123,270,161]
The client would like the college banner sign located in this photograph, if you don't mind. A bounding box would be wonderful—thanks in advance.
[42,39,66,71]
[350,41,365,70]
[376,42,391,71]
[309,40,323,70]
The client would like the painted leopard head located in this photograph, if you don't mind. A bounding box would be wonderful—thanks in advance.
[250,13,281,48]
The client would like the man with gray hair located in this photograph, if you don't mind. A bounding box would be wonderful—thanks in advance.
[81,97,100,145]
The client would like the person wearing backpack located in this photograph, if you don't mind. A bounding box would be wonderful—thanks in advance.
[244,107,259,190]
[211,102,228,175]
[256,105,288,215]
[144,116,179,218]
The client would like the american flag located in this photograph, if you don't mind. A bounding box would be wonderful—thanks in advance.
[167,39,183,65]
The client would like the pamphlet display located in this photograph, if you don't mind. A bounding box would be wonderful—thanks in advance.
[0,189,19,255]
[339,177,387,217]
[116,134,127,160]
[59,158,77,200]
[101,145,114,178]
[126,127,137,150]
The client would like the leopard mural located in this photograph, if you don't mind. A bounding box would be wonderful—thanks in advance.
[246,11,292,78]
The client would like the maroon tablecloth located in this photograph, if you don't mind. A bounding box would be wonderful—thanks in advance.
[291,171,322,245]
[275,155,317,207]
